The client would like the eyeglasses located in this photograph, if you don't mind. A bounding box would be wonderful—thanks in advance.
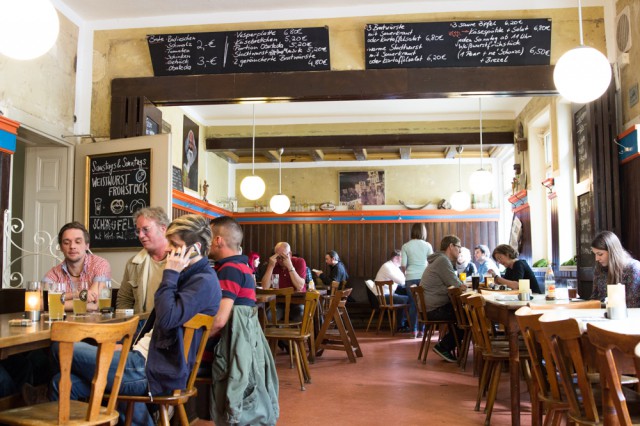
[134,225,155,236]
[453,244,462,249]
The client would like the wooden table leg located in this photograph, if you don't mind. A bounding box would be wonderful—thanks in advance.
[508,327,521,426]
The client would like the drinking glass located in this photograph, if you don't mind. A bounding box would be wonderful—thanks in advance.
[72,281,89,316]
[567,279,578,299]
[271,274,280,289]
[47,282,65,321]
[459,272,467,282]
[98,280,112,310]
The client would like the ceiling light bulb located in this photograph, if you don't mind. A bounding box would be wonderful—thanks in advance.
[554,46,611,103]
[469,169,494,196]
[270,194,290,214]
[240,175,265,200]
[450,191,471,212]
[0,0,59,60]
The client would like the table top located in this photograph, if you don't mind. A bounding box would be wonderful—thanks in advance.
[538,308,640,334]
[483,293,596,310]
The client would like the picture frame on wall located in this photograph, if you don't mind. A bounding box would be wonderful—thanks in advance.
[339,171,385,209]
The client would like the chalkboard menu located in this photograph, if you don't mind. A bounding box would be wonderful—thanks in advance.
[172,166,184,192]
[365,19,551,69]
[87,150,151,249]
[147,27,330,76]
[577,192,595,267]
[574,105,592,183]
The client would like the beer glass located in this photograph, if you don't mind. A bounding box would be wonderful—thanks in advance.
[72,281,89,316]
[271,274,280,289]
[98,280,112,310]
[47,282,65,321]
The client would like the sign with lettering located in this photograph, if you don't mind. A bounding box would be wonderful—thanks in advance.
[172,166,184,192]
[577,192,595,268]
[365,19,551,69]
[147,27,330,76]
[574,105,592,183]
[86,150,151,249]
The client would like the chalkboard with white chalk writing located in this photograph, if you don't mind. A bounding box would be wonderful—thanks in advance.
[87,150,151,249]
[573,105,592,184]
[147,27,330,76]
[365,19,551,69]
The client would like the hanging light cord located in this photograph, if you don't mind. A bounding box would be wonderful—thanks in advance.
[479,97,484,170]
[577,0,584,46]
[251,104,256,175]
[457,146,462,191]
[278,148,283,193]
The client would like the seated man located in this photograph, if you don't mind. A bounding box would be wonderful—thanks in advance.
[50,214,221,426]
[371,249,409,331]
[312,250,349,288]
[208,216,279,425]
[117,207,171,313]
[42,221,111,311]
[420,235,467,363]
[473,244,500,283]
[261,242,307,322]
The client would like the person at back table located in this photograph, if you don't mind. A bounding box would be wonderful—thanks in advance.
[455,247,477,277]
[117,207,170,313]
[590,230,640,308]
[473,244,500,283]
[207,216,279,425]
[313,250,349,288]
[420,235,466,363]
[50,214,221,426]
[401,223,433,338]
[261,242,307,322]
[372,249,409,330]
[42,221,111,311]
[488,244,541,293]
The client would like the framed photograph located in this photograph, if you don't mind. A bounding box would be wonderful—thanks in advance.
[339,171,385,208]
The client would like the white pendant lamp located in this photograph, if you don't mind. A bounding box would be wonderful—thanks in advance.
[469,98,493,195]
[450,146,471,212]
[239,105,266,201]
[270,148,290,214]
[0,0,59,60]
[553,0,611,103]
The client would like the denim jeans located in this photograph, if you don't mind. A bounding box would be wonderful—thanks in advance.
[426,303,463,353]
[385,293,409,329]
[402,279,420,332]
[50,342,153,426]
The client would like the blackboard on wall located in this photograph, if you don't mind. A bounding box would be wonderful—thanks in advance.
[577,192,595,268]
[147,27,330,76]
[365,19,551,69]
[87,150,151,249]
[574,105,592,183]
[172,166,184,192]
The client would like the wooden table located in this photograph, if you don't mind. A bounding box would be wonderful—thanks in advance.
[0,311,145,360]
[483,296,605,426]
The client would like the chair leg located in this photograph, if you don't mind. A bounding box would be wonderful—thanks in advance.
[177,404,189,426]
[158,404,171,426]
[386,309,394,335]
[422,324,438,364]
[376,309,385,334]
[417,323,427,360]
[391,310,397,335]
[298,340,312,383]
[340,307,363,357]
[475,358,491,411]
[291,341,306,391]
[124,401,135,426]
[484,361,503,425]
[458,329,472,371]
[366,309,376,332]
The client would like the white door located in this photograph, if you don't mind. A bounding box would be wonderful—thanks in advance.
[22,147,70,281]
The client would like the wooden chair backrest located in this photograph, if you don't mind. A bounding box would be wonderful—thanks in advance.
[587,323,640,426]
[465,294,496,352]
[299,292,320,336]
[447,286,468,327]
[539,317,599,423]
[409,285,427,322]
[515,307,562,402]
[326,287,352,314]
[528,299,601,310]
[257,287,294,325]
[182,313,215,391]
[373,281,395,308]
[54,316,139,423]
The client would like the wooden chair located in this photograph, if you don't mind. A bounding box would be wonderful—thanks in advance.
[410,285,458,364]
[321,280,346,312]
[315,287,363,363]
[466,294,531,425]
[528,299,601,310]
[115,313,214,426]
[263,291,319,390]
[515,307,568,426]
[257,287,295,326]
[538,317,601,425]
[366,280,411,335]
[448,286,472,370]
[587,323,640,426]
[0,316,139,425]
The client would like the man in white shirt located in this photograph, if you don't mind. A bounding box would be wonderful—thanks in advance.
[370,250,410,332]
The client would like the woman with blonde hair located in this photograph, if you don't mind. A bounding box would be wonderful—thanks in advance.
[590,231,640,308]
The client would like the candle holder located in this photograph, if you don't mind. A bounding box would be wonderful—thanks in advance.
[24,281,42,321]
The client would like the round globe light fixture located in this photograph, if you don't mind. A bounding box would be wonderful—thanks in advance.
[240,175,266,201]
[554,46,611,103]
[0,0,59,60]
[469,169,493,196]
[450,190,471,212]
[270,194,291,214]
[239,105,266,201]
[269,148,290,214]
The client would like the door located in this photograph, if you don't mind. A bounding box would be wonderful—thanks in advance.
[22,146,70,281]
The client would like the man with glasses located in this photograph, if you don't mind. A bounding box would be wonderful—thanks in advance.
[419,235,466,363]
[117,207,170,313]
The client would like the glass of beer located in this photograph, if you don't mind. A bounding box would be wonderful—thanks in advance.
[459,272,467,282]
[47,282,65,321]
[98,280,112,310]
[72,281,89,316]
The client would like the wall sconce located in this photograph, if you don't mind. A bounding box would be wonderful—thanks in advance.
[541,177,555,193]
[24,281,42,321]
